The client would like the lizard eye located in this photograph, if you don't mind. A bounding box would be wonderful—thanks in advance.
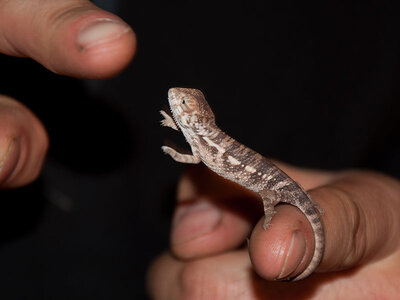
[179,97,196,113]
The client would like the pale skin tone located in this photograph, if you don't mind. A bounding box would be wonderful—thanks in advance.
[148,165,400,299]
[0,1,399,299]
[0,0,136,187]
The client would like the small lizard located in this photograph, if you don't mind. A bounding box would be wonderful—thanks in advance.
[160,87,324,281]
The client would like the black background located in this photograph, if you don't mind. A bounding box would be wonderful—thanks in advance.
[0,1,399,299]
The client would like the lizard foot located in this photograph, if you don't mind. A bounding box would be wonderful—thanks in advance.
[161,146,201,164]
[160,110,178,130]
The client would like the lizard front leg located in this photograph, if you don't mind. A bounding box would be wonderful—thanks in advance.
[160,110,179,131]
[162,146,201,164]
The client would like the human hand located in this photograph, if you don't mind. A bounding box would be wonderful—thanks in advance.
[0,0,136,78]
[0,0,136,186]
[148,164,400,299]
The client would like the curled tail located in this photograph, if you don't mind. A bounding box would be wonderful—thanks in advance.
[260,187,325,281]
[292,202,325,281]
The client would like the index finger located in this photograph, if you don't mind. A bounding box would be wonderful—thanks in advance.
[0,0,136,78]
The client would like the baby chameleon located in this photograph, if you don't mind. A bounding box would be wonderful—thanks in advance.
[160,87,324,281]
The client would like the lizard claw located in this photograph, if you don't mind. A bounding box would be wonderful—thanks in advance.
[161,145,172,154]
[160,110,178,130]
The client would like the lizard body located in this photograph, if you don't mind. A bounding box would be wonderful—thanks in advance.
[160,87,324,281]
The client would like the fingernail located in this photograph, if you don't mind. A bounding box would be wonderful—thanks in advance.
[77,18,131,51]
[276,231,306,280]
[0,137,14,172]
[172,199,222,244]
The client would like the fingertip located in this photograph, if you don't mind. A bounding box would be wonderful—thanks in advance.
[0,1,136,79]
[0,137,21,186]
[0,96,49,188]
[47,12,136,78]
[170,199,223,257]
[170,198,251,259]
[172,165,260,259]
[249,205,315,281]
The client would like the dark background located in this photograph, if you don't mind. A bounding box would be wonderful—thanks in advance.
[0,1,399,299]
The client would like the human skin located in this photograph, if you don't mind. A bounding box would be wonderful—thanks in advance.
[147,164,400,299]
[1,1,400,299]
[0,0,136,187]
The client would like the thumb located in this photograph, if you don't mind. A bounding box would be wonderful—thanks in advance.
[0,0,136,78]
[313,171,400,272]
[249,169,400,280]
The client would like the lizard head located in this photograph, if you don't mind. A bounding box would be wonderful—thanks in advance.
[168,88,215,129]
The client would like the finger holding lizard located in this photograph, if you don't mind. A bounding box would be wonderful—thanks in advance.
[249,167,400,280]
[157,88,400,290]
[148,166,400,299]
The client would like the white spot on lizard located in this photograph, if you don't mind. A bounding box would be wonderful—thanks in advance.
[202,136,226,154]
[228,155,241,165]
[245,165,256,173]
[274,180,290,190]
[266,174,274,181]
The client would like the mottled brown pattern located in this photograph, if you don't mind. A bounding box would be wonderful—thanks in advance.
[161,88,325,281]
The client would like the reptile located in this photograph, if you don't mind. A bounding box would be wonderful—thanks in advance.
[160,87,324,281]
